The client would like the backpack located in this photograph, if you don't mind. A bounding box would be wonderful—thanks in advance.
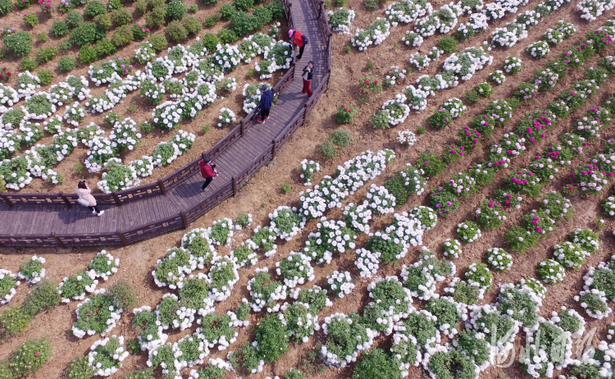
[302,34,309,45]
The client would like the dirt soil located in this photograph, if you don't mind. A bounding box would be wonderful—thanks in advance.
[3,0,615,378]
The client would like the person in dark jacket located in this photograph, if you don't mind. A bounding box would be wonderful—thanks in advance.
[302,61,314,97]
[257,85,273,123]
[199,157,217,191]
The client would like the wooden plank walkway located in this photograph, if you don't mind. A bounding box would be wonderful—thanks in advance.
[0,0,331,248]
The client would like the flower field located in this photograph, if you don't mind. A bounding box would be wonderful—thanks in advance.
[6,0,615,377]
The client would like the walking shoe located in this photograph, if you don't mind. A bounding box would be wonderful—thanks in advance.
[257,119,265,123]
[92,210,97,215]
[266,116,269,119]
[97,210,105,217]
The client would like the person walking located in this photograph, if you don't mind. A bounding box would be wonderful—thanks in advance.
[257,85,273,123]
[200,157,217,191]
[76,180,104,216]
[288,29,305,61]
[302,61,314,98]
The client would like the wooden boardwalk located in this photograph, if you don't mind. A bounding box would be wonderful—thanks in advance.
[0,0,331,248]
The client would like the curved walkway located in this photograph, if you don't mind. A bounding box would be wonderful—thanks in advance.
[0,0,331,248]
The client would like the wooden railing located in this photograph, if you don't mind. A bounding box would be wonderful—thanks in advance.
[0,0,332,248]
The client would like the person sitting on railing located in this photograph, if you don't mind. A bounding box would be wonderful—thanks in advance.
[76,180,104,217]
[257,85,273,124]
[200,157,218,191]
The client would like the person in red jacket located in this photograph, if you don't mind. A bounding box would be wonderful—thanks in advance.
[199,157,217,191]
[289,29,305,60]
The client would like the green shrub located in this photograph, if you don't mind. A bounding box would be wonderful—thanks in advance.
[253,5,272,27]
[165,20,188,42]
[65,357,93,379]
[110,8,132,26]
[57,56,75,72]
[233,0,253,10]
[70,22,105,46]
[122,368,155,379]
[34,46,57,64]
[23,14,38,27]
[145,6,166,27]
[183,15,201,34]
[103,111,121,126]
[203,15,218,27]
[202,32,218,51]
[438,36,457,53]
[219,3,236,20]
[329,129,352,147]
[9,339,52,377]
[319,140,337,159]
[218,28,238,43]
[22,280,60,316]
[51,20,69,37]
[65,10,83,28]
[37,69,52,85]
[365,0,379,9]
[19,57,37,71]
[232,11,259,36]
[94,13,112,30]
[36,33,48,43]
[352,349,402,379]
[107,280,137,309]
[111,24,134,47]
[0,361,13,379]
[149,33,167,51]
[255,315,289,362]
[465,89,480,104]
[94,37,116,56]
[84,0,106,17]
[0,306,31,337]
[188,3,197,13]
[135,0,147,14]
[202,0,217,4]
[167,0,186,20]
[267,0,284,19]
[78,45,99,63]
[0,0,13,15]
[5,31,32,57]
[58,38,72,51]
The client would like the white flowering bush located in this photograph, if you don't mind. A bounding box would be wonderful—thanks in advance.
[320,313,377,367]
[569,228,600,253]
[217,107,236,128]
[486,247,512,271]
[503,56,523,75]
[109,118,141,152]
[408,206,437,231]
[77,123,104,148]
[552,307,585,338]
[491,22,527,48]
[129,156,155,178]
[0,156,32,190]
[552,241,588,269]
[521,319,573,378]
[425,296,467,338]
[135,41,157,64]
[402,31,423,47]
[97,159,139,193]
[61,102,86,127]
[496,282,542,328]
[442,238,462,259]
[401,250,454,301]
[488,70,506,85]
[279,302,319,343]
[442,46,493,82]
[268,206,305,241]
[181,228,217,270]
[213,43,243,72]
[556,20,576,38]
[351,18,391,51]
[152,101,183,130]
[172,334,209,372]
[72,289,123,338]
[17,255,45,285]
[0,269,19,305]
[155,293,195,331]
[251,226,277,257]
[355,248,381,278]
[396,128,418,147]
[85,137,119,173]
[230,240,258,268]
[409,53,430,72]
[152,247,196,289]
[578,0,615,21]
[58,270,98,303]
[456,221,481,243]
[86,250,119,281]
[208,256,239,302]
[364,184,396,215]
[196,313,237,351]
[0,84,18,112]
[342,202,372,235]
[242,82,270,113]
[23,93,56,120]
[87,336,129,377]
[326,270,354,298]
[248,268,288,313]
[152,141,180,167]
[527,41,550,59]
[299,159,320,185]
[16,72,41,98]
[303,217,356,265]
[276,251,314,288]
[577,289,612,319]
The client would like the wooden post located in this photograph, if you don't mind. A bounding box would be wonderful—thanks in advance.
[240,120,245,136]
[303,103,308,123]
[232,177,237,196]
[0,192,13,207]
[158,179,167,195]
[319,0,324,17]
[271,139,276,159]
[181,212,189,229]
[52,234,67,249]
[117,232,128,246]
[59,191,72,208]
[111,192,123,206]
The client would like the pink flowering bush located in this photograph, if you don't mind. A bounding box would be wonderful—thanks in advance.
[429,187,459,217]
[359,75,382,94]
[38,0,52,12]
[570,163,611,195]
[475,199,507,229]
[335,103,356,124]
[507,168,542,197]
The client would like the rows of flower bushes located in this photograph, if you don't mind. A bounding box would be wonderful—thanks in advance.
[0,22,293,191]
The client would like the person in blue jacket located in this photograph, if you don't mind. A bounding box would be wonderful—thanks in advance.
[257,85,273,123]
